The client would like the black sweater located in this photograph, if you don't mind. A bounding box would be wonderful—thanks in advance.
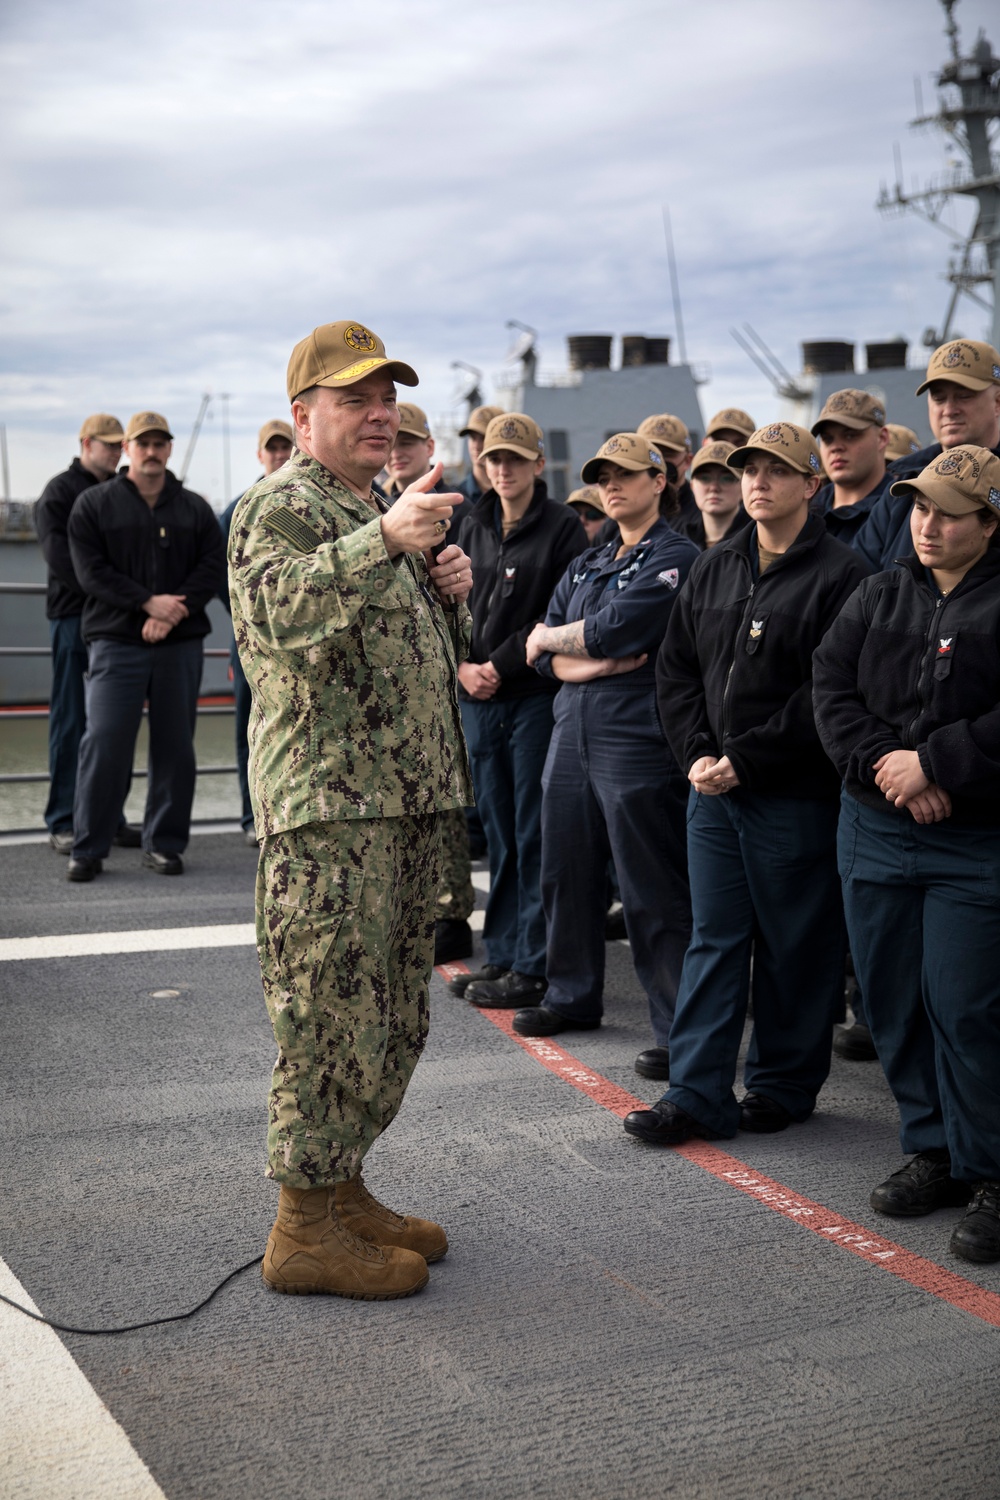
[34,458,102,618]
[68,471,225,645]
[455,482,587,700]
[813,548,1000,826]
[656,514,870,799]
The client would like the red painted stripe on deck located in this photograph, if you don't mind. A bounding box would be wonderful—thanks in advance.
[437,965,1000,1331]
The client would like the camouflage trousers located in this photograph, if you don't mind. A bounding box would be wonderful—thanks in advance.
[255,814,441,1188]
[434,805,475,922]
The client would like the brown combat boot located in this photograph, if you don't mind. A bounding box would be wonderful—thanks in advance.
[334,1174,449,1263]
[263,1184,429,1299]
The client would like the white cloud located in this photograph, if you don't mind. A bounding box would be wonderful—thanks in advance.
[1,0,997,498]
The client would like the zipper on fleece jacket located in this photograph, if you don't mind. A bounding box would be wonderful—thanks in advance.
[720,554,756,743]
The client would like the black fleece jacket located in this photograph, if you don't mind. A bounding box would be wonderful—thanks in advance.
[656,514,870,798]
[455,481,587,700]
[68,470,225,645]
[34,458,103,618]
[813,548,1000,826]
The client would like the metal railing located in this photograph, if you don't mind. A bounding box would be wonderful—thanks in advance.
[0,579,238,784]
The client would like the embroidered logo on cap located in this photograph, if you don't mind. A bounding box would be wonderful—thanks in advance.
[604,437,622,454]
[989,487,1000,507]
[344,325,377,352]
[935,449,981,479]
[649,448,662,466]
[808,453,820,472]
[763,425,785,443]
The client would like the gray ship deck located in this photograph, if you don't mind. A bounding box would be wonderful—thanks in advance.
[1,831,998,1500]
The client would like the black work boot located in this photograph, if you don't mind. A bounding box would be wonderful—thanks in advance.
[950,1181,1000,1264]
[434,919,473,964]
[447,964,505,997]
[465,971,547,1009]
[870,1150,973,1218]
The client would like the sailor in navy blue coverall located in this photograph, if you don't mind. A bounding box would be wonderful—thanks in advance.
[517,433,699,1075]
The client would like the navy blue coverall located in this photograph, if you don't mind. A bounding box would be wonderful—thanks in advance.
[536,517,699,1044]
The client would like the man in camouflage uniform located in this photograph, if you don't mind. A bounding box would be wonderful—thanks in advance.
[229,319,474,1300]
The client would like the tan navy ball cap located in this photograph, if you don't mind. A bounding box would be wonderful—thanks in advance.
[690,439,738,476]
[581,432,667,485]
[890,446,1000,517]
[706,408,755,441]
[286,319,418,402]
[258,419,293,450]
[729,421,823,476]
[566,485,606,515]
[637,413,689,453]
[459,404,504,439]
[884,423,922,462]
[79,413,124,444]
[812,388,886,434]
[481,412,545,463]
[396,403,432,441]
[125,411,173,442]
[916,339,1000,395]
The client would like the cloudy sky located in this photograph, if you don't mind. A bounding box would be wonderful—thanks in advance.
[1,0,997,502]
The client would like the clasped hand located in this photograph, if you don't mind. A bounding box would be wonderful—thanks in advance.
[689,755,740,795]
[873,750,951,824]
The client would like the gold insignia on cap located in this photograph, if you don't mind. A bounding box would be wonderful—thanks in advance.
[935,449,980,479]
[499,418,521,441]
[344,325,378,353]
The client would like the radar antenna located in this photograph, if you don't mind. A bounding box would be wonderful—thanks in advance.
[450,361,483,409]
[504,321,537,384]
[876,0,1000,346]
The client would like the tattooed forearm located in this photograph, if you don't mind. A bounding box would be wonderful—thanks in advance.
[535,620,589,658]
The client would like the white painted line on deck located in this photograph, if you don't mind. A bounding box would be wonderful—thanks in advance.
[0,1256,167,1500]
[0,924,256,963]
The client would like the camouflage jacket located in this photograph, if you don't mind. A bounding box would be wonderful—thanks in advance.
[228,451,473,833]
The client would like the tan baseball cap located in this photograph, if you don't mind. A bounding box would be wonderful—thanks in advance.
[884,423,922,462]
[889,446,1000,517]
[915,339,1000,395]
[459,405,504,439]
[396,403,432,440]
[581,432,668,484]
[258,419,294,450]
[637,413,689,453]
[706,408,754,441]
[812,389,886,434]
[481,412,545,462]
[729,422,823,477]
[124,411,173,442]
[286,319,418,402]
[79,413,124,444]
[690,439,738,476]
[566,485,606,515]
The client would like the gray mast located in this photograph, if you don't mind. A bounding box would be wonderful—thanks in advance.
[877,0,1000,349]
